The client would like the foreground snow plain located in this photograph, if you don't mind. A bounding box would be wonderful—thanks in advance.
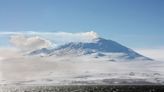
[0,55,164,85]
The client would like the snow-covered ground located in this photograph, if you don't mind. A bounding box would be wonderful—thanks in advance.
[0,55,164,85]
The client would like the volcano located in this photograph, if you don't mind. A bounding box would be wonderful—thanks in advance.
[29,38,152,60]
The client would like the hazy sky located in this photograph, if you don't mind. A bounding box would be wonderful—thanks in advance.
[0,0,163,49]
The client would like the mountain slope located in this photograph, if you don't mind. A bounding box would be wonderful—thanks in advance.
[29,38,152,60]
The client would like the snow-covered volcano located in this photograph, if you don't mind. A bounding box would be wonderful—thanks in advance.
[29,38,151,60]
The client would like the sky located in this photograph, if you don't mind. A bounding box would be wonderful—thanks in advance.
[0,0,163,60]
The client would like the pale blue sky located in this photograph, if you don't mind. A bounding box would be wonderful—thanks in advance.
[0,0,163,48]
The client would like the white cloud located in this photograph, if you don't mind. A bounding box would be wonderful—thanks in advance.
[135,48,164,61]
[10,35,52,51]
[45,31,99,44]
[0,31,99,46]
[56,31,98,39]
[0,48,23,60]
[0,31,98,37]
[0,57,3,61]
